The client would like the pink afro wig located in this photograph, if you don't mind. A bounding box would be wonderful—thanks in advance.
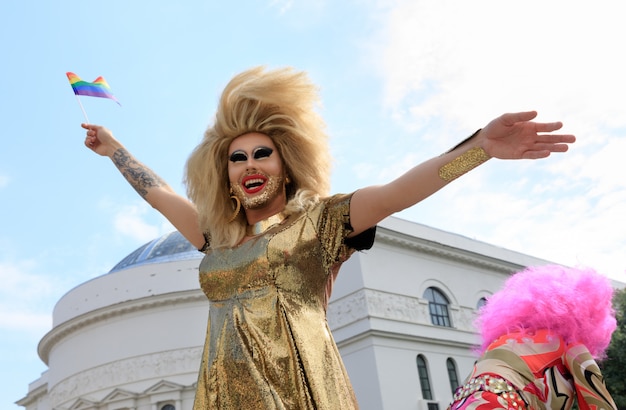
[475,265,617,359]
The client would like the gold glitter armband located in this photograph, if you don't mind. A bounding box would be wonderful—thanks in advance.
[438,146,491,182]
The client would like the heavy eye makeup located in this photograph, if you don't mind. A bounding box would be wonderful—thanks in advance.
[229,147,274,163]
[253,147,273,159]
[229,151,248,162]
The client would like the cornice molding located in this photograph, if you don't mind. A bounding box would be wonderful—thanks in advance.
[375,228,522,273]
[39,289,207,363]
[15,382,48,406]
[336,327,477,350]
[48,347,202,407]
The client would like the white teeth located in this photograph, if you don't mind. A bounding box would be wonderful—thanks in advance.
[245,178,264,188]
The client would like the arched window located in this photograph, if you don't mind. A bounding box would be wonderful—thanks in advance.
[416,354,433,400]
[477,297,487,310]
[446,358,460,394]
[424,287,451,327]
[161,405,175,410]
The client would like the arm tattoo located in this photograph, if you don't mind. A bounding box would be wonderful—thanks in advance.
[112,148,166,198]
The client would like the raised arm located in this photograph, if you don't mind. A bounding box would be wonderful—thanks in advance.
[82,124,206,249]
[349,111,576,235]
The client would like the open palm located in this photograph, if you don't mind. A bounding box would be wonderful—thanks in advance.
[481,111,576,159]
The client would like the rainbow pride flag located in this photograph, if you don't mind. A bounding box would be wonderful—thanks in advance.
[66,72,120,105]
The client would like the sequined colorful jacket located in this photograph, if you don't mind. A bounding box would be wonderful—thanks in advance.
[450,329,617,410]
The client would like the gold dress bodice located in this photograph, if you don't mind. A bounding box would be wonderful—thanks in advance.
[193,194,374,409]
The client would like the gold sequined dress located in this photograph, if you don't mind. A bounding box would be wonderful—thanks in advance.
[193,194,375,409]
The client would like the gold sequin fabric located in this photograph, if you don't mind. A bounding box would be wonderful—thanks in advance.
[193,194,373,409]
[438,147,490,182]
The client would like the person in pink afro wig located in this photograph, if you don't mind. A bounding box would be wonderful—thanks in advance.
[449,265,618,410]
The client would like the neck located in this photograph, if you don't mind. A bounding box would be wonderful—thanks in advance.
[246,212,286,236]
[244,195,286,226]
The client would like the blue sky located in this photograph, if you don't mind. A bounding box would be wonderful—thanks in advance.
[2,0,625,408]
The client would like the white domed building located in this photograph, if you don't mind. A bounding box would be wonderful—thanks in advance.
[19,217,562,410]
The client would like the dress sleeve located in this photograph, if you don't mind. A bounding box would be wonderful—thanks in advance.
[565,343,617,410]
[316,193,376,270]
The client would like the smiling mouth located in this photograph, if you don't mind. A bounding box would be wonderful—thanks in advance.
[242,174,268,194]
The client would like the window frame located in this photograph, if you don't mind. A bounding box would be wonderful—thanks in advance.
[416,354,433,400]
[424,287,452,327]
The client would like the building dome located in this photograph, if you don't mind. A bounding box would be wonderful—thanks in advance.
[33,231,208,410]
[109,231,200,273]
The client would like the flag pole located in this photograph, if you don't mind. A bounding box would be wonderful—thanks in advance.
[74,95,90,123]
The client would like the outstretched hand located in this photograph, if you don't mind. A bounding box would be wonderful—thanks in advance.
[480,111,576,159]
[81,123,121,157]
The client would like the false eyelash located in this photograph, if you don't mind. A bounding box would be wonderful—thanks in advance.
[229,151,248,162]
[253,147,273,159]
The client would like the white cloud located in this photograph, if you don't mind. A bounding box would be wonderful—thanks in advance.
[270,0,294,15]
[374,0,626,133]
[0,260,58,334]
[0,174,9,188]
[578,138,626,194]
[353,151,424,184]
[0,311,51,333]
[112,202,175,243]
[360,0,626,281]
[269,0,328,22]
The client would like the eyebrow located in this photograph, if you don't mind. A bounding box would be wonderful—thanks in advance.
[253,146,273,154]
[229,146,274,155]
[228,146,274,162]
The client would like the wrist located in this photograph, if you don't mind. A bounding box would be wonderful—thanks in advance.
[105,141,124,158]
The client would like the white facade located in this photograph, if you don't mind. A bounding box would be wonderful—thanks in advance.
[18,216,556,410]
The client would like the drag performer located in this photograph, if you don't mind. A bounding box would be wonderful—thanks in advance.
[82,66,575,409]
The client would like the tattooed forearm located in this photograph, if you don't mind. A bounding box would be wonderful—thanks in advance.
[112,148,167,197]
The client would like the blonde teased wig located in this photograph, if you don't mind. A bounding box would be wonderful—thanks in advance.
[185,66,332,248]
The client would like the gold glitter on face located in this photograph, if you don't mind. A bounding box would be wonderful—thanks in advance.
[231,173,285,210]
[228,133,286,212]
